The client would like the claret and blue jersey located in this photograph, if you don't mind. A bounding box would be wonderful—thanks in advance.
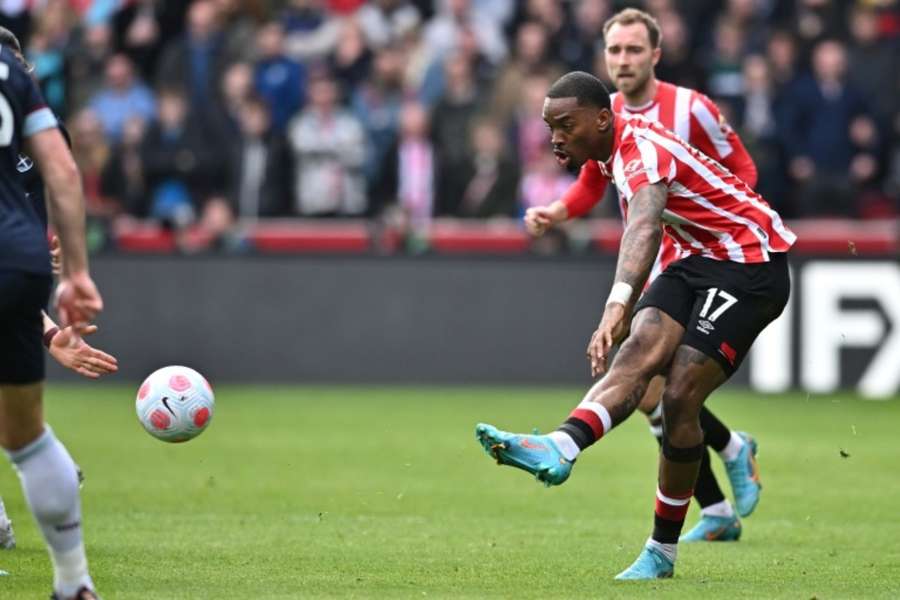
[0,43,58,274]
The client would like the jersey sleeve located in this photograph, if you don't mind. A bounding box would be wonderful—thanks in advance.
[689,93,757,187]
[621,136,676,198]
[560,159,610,218]
[8,60,58,138]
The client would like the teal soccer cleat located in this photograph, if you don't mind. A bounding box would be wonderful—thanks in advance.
[680,514,742,542]
[615,545,674,580]
[474,423,573,486]
[724,432,761,517]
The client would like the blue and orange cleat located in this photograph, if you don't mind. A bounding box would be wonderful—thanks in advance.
[680,514,742,542]
[615,545,674,580]
[474,423,573,486]
[724,432,761,517]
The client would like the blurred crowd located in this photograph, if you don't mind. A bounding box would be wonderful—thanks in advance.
[5,0,900,249]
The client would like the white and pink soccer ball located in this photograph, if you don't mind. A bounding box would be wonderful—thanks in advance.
[135,366,214,443]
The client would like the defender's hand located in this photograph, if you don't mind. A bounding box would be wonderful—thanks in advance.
[49,325,118,379]
[55,271,103,332]
[587,303,629,377]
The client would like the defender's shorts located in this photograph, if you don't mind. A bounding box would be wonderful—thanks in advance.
[634,253,790,376]
[0,270,52,384]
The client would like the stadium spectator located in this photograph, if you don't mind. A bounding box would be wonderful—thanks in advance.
[213,0,265,63]
[557,0,610,73]
[65,22,113,112]
[226,94,292,218]
[422,0,507,67]
[704,18,747,106]
[489,21,563,126]
[208,61,254,143]
[88,53,156,143]
[327,17,373,97]
[430,52,485,216]
[519,148,574,214]
[371,101,435,229]
[69,108,120,219]
[352,44,406,195]
[140,87,220,227]
[25,13,68,115]
[509,72,553,169]
[356,0,421,49]
[100,116,147,218]
[287,71,367,216]
[777,39,881,217]
[110,0,188,81]
[451,118,518,218]
[156,0,232,113]
[253,20,307,130]
[514,0,567,62]
[655,9,701,91]
[281,0,341,63]
[765,29,799,93]
[846,5,899,125]
[738,54,787,207]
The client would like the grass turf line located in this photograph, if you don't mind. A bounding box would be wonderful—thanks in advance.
[0,386,898,599]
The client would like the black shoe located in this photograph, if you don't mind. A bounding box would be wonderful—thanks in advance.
[50,586,99,600]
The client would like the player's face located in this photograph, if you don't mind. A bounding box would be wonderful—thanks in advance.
[604,22,660,96]
[542,96,612,171]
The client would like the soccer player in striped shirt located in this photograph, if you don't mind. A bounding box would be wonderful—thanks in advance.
[526,8,762,544]
[476,70,794,580]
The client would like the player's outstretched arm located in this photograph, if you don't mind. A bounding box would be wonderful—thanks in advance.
[587,182,667,376]
[42,311,118,379]
[524,201,568,236]
[25,128,103,329]
[525,161,609,237]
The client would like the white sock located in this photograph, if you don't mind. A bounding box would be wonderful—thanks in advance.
[700,499,735,519]
[718,431,745,462]
[7,426,93,596]
[0,496,8,522]
[548,431,580,461]
[646,537,677,563]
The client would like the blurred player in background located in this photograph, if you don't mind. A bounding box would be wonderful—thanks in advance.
[0,27,104,600]
[524,8,761,543]
[477,70,794,579]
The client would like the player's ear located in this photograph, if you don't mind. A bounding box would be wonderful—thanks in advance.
[651,46,661,67]
[596,108,613,133]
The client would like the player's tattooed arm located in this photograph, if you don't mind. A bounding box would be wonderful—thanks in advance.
[587,183,667,377]
[612,182,667,304]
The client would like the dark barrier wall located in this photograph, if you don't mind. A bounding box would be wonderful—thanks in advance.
[47,255,900,398]
[49,256,619,385]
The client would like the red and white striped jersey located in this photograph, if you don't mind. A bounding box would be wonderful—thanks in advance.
[599,114,795,267]
[610,82,757,187]
[558,81,765,281]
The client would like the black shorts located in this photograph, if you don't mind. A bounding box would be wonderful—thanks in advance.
[0,270,52,384]
[634,253,790,376]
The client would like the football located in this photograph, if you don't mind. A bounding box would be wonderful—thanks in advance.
[135,366,214,443]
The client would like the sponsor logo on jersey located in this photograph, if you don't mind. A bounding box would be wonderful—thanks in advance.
[16,154,33,173]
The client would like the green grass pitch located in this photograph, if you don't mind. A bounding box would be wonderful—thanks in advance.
[1,386,898,599]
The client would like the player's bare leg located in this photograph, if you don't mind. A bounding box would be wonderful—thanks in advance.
[0,384,98,599]
[637,378,749,541]
[616,346,728,580]
[476,308,682,484]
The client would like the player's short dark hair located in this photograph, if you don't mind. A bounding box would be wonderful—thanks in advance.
[546,71,611,110]
[0,26,22,54]
[603,8,662,49]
